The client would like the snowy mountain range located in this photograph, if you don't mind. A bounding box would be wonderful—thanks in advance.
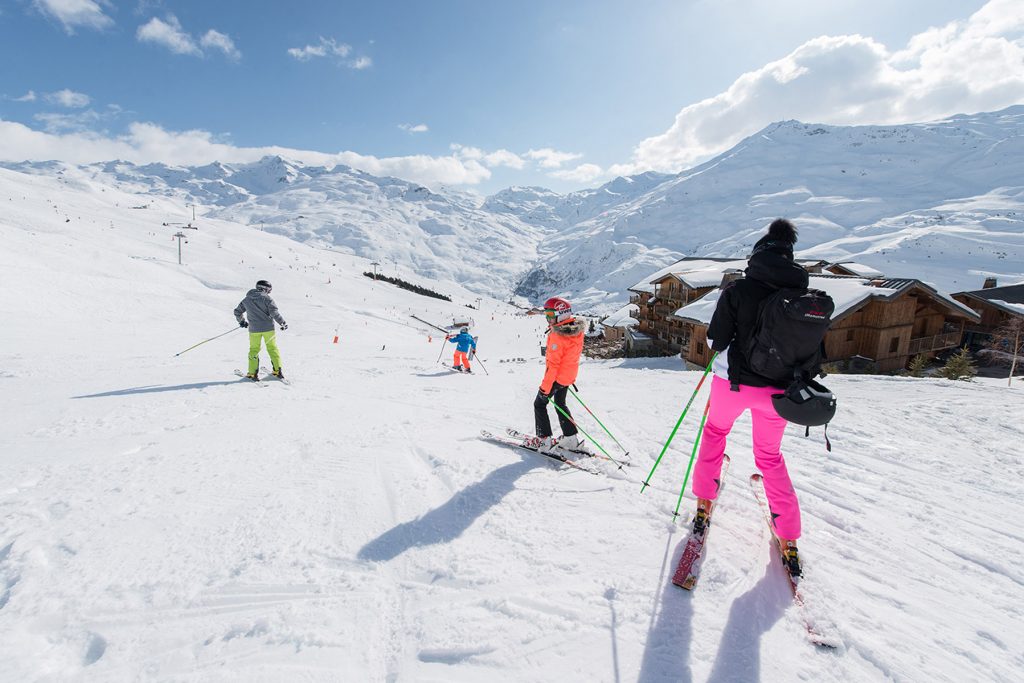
[3,106,1023,311]
[508,106,1024,308]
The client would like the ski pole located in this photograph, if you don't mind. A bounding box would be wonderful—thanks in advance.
[436,335,448,364]
[672,396,711,520]
[569,385,627,456]
[474,352,489,376]
[640,353,717,492]
[547,396,626,470]
[173,327,241,357]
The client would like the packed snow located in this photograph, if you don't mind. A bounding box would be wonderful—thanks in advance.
[2,159,1023,682]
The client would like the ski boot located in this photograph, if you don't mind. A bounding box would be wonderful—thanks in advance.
[781,540,802,577]
[560,434,591,455]
[691,500,712,537]
[537,436,560,454]
[272,367,284,379]
[245,372,260,381]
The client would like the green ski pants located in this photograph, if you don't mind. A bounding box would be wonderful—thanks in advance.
[248,331,282,374]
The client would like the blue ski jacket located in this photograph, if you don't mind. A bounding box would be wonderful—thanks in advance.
[448,330,477,353]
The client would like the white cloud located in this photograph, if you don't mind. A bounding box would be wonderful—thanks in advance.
[450,144,525,170]
[288,37,351,61]
[200,30,241,61]
[482,149,526,170]
[349,56,372,70]
[137,15,200,56]
[33,0,114,34]
[0,118,497,188]
[14,91,38,102]
[550,163,605,183]
[46,89,91,108]
[613,0,1024,176]
[136,16,240,61]
[525,147,583,169]
[398,123,429,133]
[34,110,101,133]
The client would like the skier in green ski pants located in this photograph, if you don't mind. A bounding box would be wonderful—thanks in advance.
[234,280,288,380]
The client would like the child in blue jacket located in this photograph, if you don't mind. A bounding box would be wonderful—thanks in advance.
[447,328,477,373]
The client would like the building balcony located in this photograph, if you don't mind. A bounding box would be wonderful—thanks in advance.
[907,331,962,356]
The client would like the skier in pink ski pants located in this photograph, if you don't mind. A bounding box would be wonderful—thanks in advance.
[690,219,807,562]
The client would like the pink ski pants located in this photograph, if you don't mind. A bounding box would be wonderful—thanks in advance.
[692,376,801,539]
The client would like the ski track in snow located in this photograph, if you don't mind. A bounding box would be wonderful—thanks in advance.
[1,167,1023,681]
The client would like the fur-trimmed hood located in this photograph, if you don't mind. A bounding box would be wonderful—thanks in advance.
[551,319,585,336]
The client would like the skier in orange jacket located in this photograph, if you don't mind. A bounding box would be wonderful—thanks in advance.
[534,296,589,454]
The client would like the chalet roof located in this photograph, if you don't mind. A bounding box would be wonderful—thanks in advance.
[630,256,829,295]
[827,261,885,278]
[865,279,980,321]
[671,274,980,325]
[601,303,639,329]
[953,284,1024,317]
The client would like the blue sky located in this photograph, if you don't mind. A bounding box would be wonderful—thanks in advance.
[1,0,1021,193]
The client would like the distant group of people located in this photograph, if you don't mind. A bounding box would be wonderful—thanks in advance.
[230,220,832,573]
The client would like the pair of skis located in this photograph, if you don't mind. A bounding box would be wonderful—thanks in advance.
[480,428,624,476]
[234,368,291,386]
[672,470,839,648]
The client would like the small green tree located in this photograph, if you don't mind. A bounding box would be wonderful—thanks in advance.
[941,347,976,381]
[907,353,929,377]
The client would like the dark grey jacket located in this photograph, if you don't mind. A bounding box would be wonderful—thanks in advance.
[234,289,286,333]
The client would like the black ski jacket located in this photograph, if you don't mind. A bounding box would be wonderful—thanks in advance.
[707,245,809,389]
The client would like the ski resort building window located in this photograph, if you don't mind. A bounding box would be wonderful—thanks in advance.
[846,329,854,342]
[889,337,900,353]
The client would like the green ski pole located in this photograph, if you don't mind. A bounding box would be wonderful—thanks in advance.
[641,352,717,492]
[568,386,628,456]
[173,327,241,357]
[547,396,627,470]
[672,396,711,520]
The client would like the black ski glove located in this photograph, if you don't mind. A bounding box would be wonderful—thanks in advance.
[239,320,248,328]
[537,388,551,401]
[279,323,288,330]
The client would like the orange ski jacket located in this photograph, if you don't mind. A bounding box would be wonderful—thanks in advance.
[540,320,585,393]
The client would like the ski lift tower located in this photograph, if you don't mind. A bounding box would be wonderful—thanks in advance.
[370,261,381,280]
[172,231,188,265]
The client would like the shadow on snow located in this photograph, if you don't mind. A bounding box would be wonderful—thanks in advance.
[72,380,245,398]
[357,454,540,563]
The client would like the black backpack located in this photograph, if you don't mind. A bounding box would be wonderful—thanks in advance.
[746,287,834,383]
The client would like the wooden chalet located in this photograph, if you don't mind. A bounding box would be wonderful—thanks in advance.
[627,257,825,355]
[952,280,1024,348]
[599,303,639,343]
[672,274,981,373]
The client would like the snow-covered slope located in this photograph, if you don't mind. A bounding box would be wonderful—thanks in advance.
[2,157,1023,681]
[513,107,1024,309]
[0,156,547,300]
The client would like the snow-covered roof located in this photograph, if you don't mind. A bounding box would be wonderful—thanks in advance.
[672,289,721,324]
[628,258,749,294]
[671,274,981,325]
[829,261,884,278]
[992,299,1024,315]
[872,279,980,320]
[953,284,1024,317]
[601,303,639,328]
[627,259,686,294]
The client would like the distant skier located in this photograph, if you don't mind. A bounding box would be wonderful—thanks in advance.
[534,297,589,454]
[691,219,820,576]
[446,327,477,373]
[234,280,288,380]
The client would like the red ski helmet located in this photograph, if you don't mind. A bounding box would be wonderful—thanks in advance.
[543,296,573,325]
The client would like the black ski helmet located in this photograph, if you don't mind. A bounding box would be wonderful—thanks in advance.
[771,378,836,426]
[256,280,272,292]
